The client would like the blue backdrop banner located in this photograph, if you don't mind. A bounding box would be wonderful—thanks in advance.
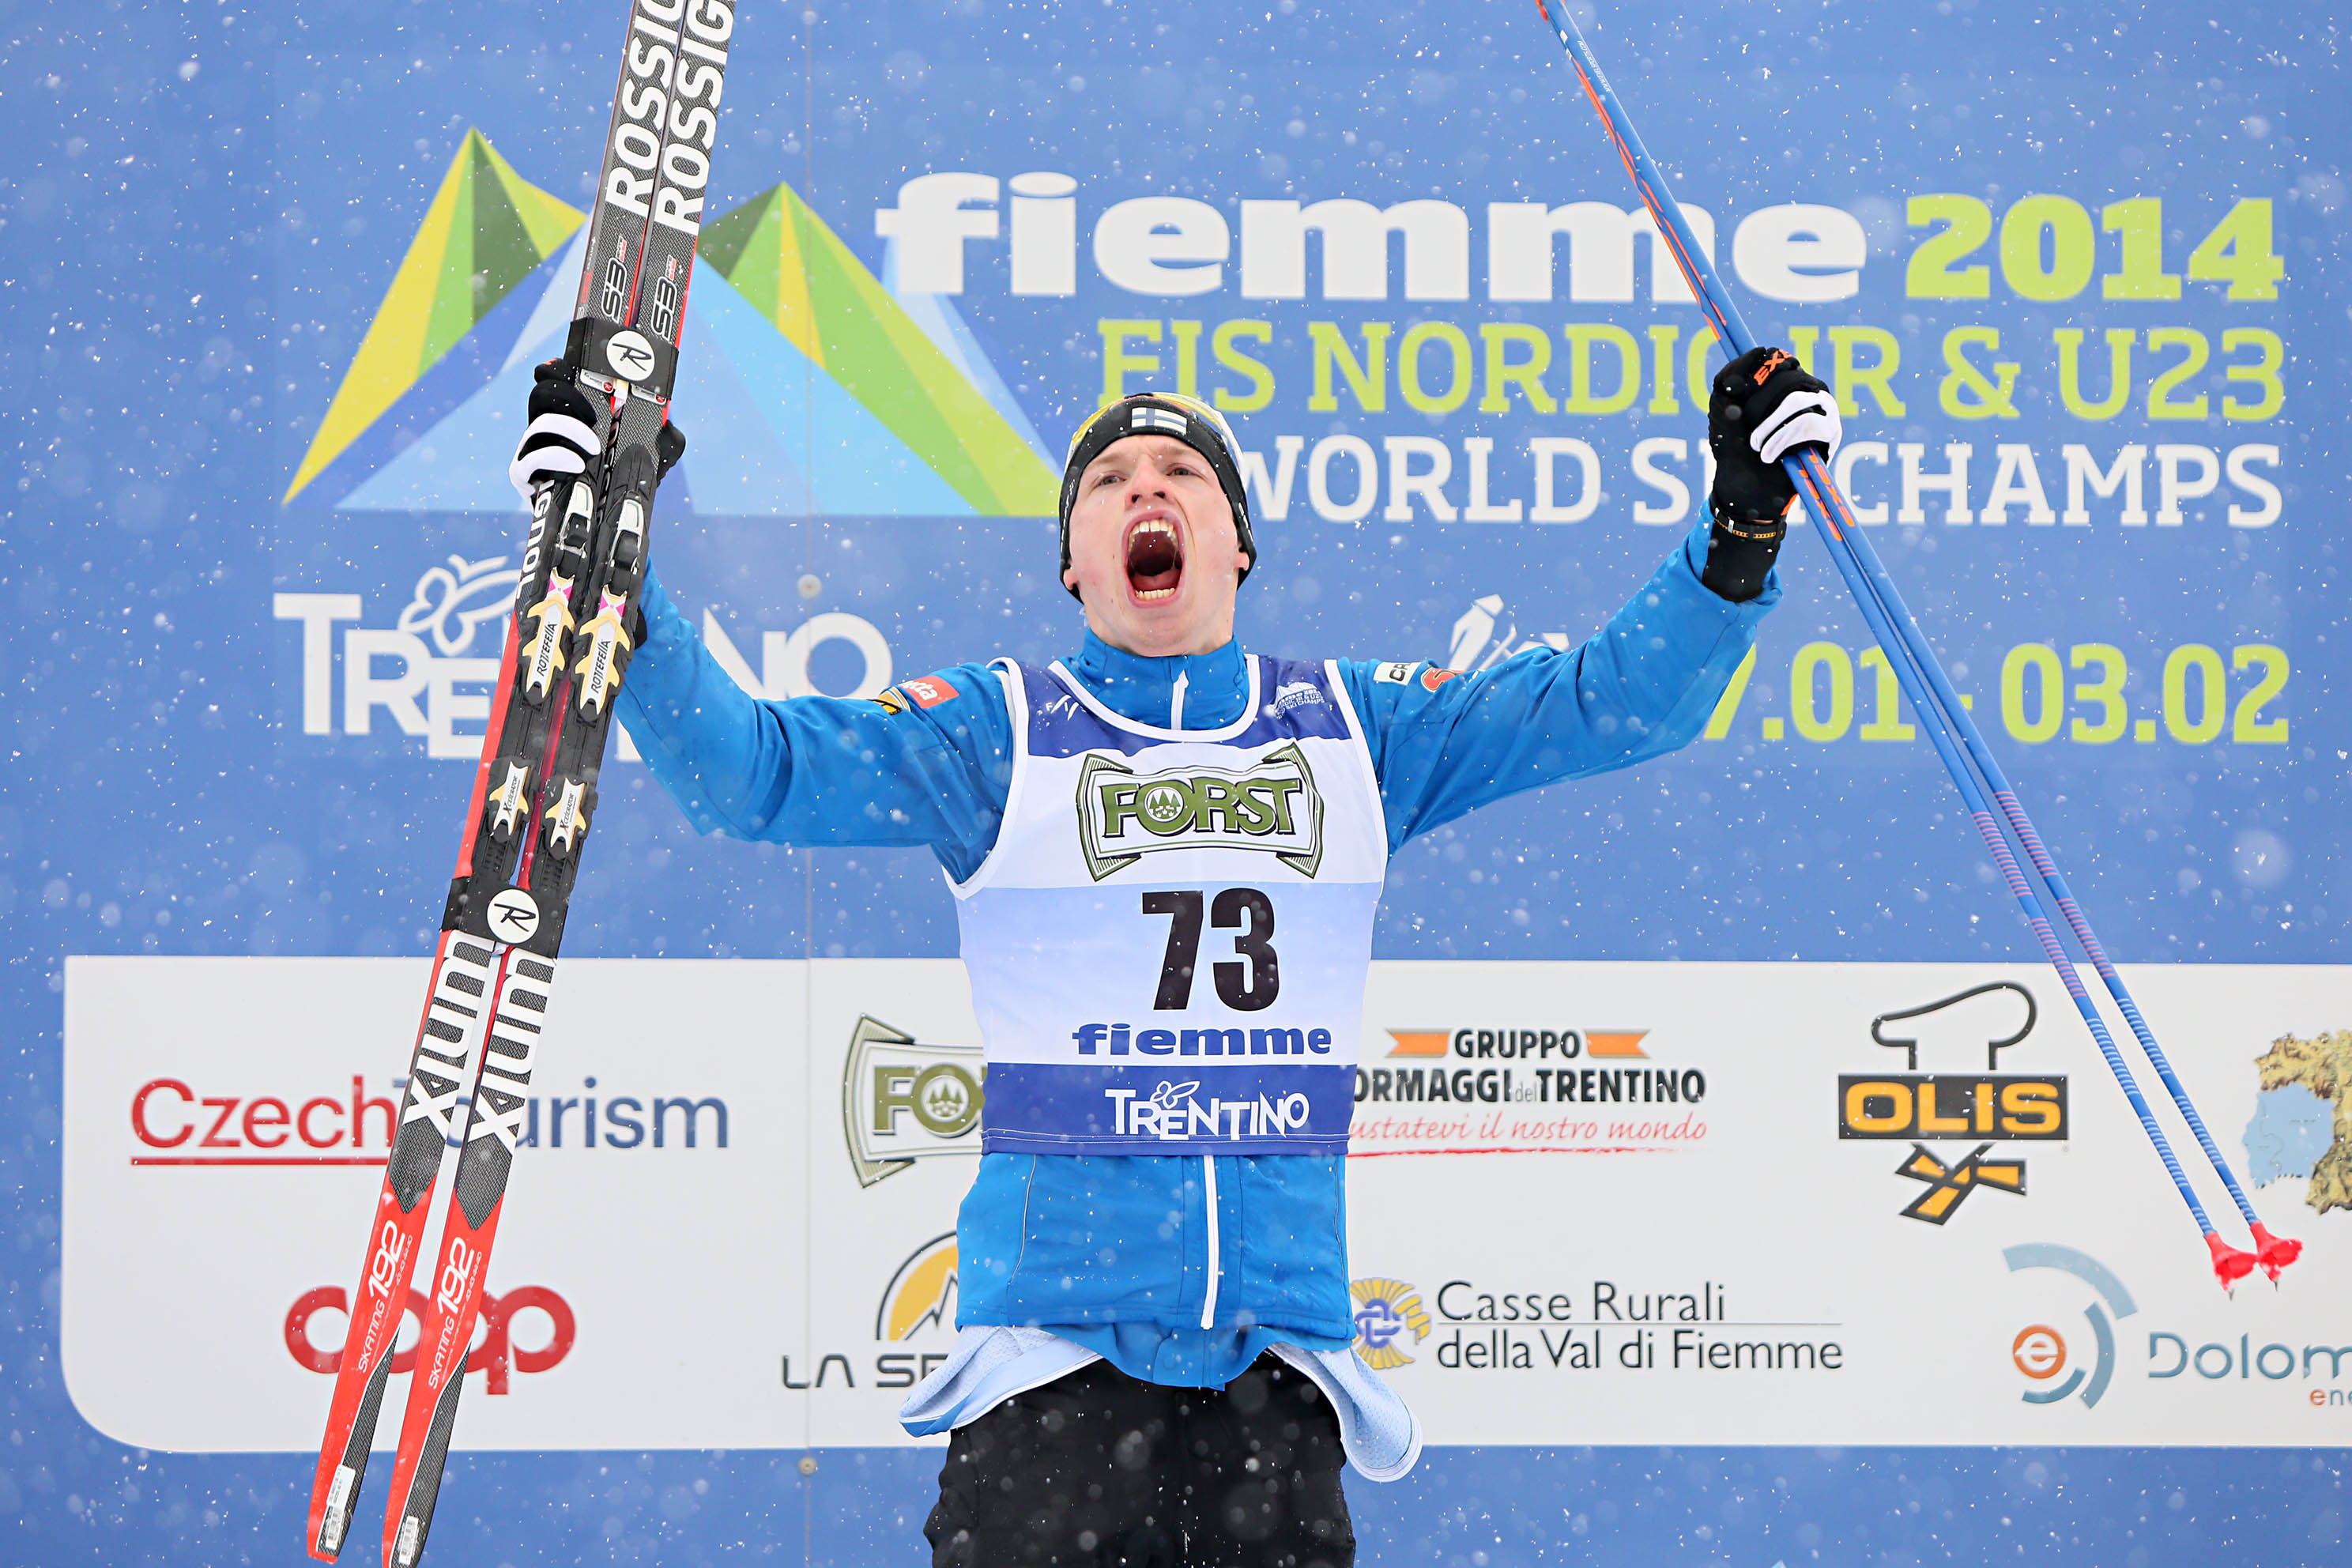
[6,1,2348,1562]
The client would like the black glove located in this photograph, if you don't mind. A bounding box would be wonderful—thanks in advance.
[506,360,686,502]
[508,361,602,503]
[1702,345,1841,601]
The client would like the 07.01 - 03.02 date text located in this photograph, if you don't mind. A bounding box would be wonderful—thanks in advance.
[1703,640,2287,748]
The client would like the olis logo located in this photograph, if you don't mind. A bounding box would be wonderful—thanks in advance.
[1837,982,2067,1225]
[1076,742,1325,881]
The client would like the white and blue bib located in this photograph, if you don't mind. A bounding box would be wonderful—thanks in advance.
[952,656,1389,1156]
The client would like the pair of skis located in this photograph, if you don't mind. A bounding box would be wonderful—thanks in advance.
[1530,2,2297,1288]
[307,2,735,1562]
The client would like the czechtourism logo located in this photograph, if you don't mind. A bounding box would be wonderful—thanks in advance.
[1351,1277,1432,1370]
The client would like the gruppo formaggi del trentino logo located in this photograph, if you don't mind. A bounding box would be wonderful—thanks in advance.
[274,128,1062,758]
[1352,1022,1709,1158]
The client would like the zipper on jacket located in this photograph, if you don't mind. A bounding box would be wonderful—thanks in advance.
[1170,669,1189,729]
[1198,1153,1221,1329]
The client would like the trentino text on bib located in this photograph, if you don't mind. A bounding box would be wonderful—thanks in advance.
[951,657,1389,1156]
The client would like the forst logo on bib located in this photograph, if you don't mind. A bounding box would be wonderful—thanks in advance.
[1075,741,1325,880]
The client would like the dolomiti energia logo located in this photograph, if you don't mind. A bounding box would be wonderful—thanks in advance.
[1075,743,1325,880]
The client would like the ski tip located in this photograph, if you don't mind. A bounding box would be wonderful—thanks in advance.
[2205,1231,2257,1290]
[309,1463,356,1560]
[386,1510,424,1568]
[2249,1223,2303,1282]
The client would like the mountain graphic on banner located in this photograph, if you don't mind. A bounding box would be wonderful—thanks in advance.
[284,132,1057,518]
[285,130,584,502]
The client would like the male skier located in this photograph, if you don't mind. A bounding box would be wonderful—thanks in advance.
[511,347,1840,1566]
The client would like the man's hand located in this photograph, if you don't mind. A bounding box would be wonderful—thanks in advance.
[1700,345,1838,603]
[1706,345,1841,534]
[506,360,686,503]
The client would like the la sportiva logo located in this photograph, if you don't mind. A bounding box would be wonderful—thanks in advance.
[781,1231,961,1392]
[841,1015,983,1187]
[1351,1277,1432,1370]
[285,1282,574,1395]
[1836,982,2067,1225]
[876,1233,959,1341]
[1075,742,1325,881]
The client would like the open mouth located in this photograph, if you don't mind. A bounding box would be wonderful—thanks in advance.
[1124,516,1185,602]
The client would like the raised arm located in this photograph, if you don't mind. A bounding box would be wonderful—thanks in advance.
[503,362,1016,878]
[1340,518,1770,849]
[617,567,1013,879]
[1344,345,1841,849]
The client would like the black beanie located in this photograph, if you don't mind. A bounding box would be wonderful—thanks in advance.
[1057,393,1256,599]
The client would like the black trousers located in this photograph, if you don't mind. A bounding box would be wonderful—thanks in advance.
[924,1353,1355,1568]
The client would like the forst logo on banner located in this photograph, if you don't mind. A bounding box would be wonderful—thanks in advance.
[1836,982,2067,1224]
[841,1015,983,1187]
[1076,743,1325,881]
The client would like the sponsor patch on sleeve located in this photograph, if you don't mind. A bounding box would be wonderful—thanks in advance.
[1374,662,1421,684]
[1419,666,1463,692]
[901,675,959,708]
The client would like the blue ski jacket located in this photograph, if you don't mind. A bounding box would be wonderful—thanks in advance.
[616,519,1776,1388]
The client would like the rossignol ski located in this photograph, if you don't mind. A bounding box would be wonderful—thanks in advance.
[305,2,734,1562]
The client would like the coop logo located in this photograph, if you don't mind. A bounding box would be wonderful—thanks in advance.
[1351,1277,1433,1370]
[1837,982,2066,1225]
[1075,743,1325,880]
[842,1015,983,1187]
[284,1282,575,1395]
[2003,1242,2135,1408]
